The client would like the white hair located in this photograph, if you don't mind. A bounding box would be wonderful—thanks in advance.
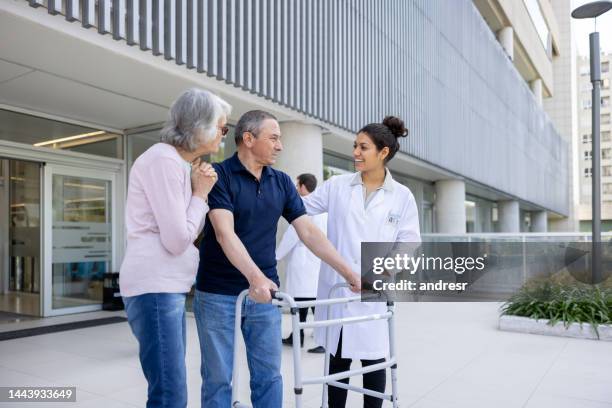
[159,88,232,152]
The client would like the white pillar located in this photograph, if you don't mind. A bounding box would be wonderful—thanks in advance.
[274,122,324,287]
[274,121,323,183]
[531,210,548,232]
[530,78,543,106]
[498,200,520,233]
[497,26,514,61]
[435,180,466,234]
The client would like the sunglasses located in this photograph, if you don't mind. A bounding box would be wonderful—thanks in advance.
[219,126,229,136]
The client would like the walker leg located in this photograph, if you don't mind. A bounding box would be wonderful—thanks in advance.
[321,302,334,408]
[291,306,304,408]
[231,291,249,407]
[387,302,399,408]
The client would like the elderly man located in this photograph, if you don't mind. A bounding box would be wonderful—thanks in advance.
[193,110,359,408]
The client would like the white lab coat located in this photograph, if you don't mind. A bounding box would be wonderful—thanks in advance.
[303,171,421,360]
[276,213,328,298]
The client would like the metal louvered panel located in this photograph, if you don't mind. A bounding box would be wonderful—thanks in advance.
[82,0,95,27]
[273,0,281,102]
[66,0,79,21]
[207,0,216,77]
[196,0,205,72]
[186,0,196,68]
[98,0,111,34]
[235,0,243,85]
[22,0,568,215]
[163,0,175,60]
[227,0,236,82]
[151,0,163,55]
[112,0,126,40]
[47,0,60,14]
[175,0,186,64]
[260,0,268,98]
[217,0,226,80]
[139,0,152,50]
[126,0,139,45]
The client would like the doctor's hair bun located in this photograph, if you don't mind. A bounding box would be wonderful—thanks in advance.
[382,116,408,139]
[358,115,409,164]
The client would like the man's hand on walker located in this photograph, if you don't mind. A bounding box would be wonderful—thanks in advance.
[248,274,278,303]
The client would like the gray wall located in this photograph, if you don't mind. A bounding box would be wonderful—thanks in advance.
[30,0,568,215]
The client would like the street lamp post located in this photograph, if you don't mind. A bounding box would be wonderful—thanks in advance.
[571,1,612,284]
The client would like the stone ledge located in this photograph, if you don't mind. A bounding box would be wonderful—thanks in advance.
[499,314,612,341]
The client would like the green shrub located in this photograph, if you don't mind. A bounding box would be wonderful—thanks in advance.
[501,281,612,338]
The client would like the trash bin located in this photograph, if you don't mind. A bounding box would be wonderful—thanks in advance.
[103,272,124,311]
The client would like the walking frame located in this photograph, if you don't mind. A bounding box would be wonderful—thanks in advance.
[231,283,399,408]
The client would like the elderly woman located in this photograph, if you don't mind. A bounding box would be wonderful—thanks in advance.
[120,88,231,408]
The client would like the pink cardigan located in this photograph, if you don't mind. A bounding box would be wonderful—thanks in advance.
[119,143,208,297]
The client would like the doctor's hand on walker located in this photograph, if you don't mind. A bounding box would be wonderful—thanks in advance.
[346,274,362,293]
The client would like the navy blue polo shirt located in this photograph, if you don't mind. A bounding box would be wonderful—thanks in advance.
[196,153,307,295]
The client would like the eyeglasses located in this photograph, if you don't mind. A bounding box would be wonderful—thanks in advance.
[218,125,229,136]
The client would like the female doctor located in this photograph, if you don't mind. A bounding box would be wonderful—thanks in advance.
[303,116,421,408]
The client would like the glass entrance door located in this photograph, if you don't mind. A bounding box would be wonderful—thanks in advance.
[43,164,116,316]
[0,159,42,322]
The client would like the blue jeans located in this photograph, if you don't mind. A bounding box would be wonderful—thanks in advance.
[124,293,187,408]
[193,290,282,408]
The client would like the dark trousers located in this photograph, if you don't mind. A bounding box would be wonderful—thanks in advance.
[328,330,386,408]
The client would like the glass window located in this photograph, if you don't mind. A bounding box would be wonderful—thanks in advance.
[465,200,476,233]
[8,160,42,313]
[0,109,123,159]
[603,149,612,160]
[323,152,354,180]
[604,183,612,194]
[51,175,112,309]
[127,125,237,172]
[582,134,592,143]
[603,131,611,142]
[522,0,552,58]
[602,96,610,108]
[602,114,611,125]
[584,151,592,160]
[585,167,592,177]
[603,166,612,177]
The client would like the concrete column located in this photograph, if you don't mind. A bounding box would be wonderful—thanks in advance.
[274,121,324,183]
[531,210,548,232]
[497,26,514,61]
[274,122,324,287]
[498,200,520,233]
[530,78,543,106]
[435,180,466,234]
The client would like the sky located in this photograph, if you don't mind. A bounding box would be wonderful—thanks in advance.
[572,0,612,56]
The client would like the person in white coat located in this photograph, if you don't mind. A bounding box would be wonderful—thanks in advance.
[276,174,328,352]
[303,116,421,408]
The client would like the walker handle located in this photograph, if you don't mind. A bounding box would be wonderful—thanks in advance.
[269,289,283,301]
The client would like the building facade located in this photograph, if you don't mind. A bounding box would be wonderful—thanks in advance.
[577,53,612,232]
[0,0,569,319]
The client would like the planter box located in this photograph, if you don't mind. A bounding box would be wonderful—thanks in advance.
[499,314,612,341]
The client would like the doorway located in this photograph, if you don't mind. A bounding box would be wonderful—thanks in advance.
[0,159,42,323]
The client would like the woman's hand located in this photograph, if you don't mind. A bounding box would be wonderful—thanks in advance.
[347,274,361,293]
[191,159,218,200]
